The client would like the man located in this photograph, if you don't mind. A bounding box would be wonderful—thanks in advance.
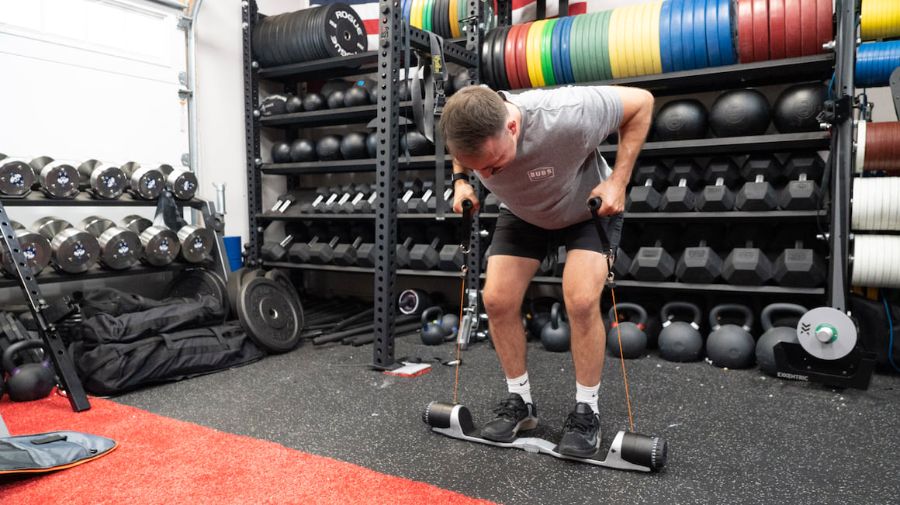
[439,84,653,457]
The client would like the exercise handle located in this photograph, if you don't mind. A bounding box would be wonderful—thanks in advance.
[587,198,611,251]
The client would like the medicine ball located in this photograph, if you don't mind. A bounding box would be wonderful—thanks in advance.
[340,132,369,160]
[316,135,343,161]
[271,142,292,163]
[773,84,827,133]
[260,95,287,116]
[320,79,351,98]
[653,100,708,140]
[366,132,378,158]
[709,89,771,137]
[290,139,316,163]
[285,95,303,114]
[344,83,371,107]
[302,93,325,112]
[326,90,346,109]
[402,131,432,156]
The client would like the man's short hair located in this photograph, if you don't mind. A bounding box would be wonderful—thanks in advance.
[439,86,508,156]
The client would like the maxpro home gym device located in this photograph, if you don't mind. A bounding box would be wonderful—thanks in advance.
[423,198,668,472]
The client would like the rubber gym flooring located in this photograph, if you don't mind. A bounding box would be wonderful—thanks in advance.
[116,335,900,505]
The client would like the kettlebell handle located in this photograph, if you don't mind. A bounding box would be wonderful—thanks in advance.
[660,302,701,328]
[760,303,808,331]
[421,306,444,327]
[2,339,48,372]
[549,302,566,330]
[609,302,648,327]
[709,304,754,331]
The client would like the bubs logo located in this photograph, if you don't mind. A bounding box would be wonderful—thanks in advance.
[528,167,555,182]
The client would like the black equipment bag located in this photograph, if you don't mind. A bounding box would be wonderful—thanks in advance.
[850,294,900,372]
[0,431,117,475]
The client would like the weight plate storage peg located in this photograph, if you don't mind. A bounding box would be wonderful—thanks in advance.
[29,156,79,199]
[33,217,101,274]
[77,159,127,199]
[2,221,51,276]
[237,277,304,353]
[0,154,36,196]
[120,162,165,200]
[80,216,142,270]
[121,215,181,267]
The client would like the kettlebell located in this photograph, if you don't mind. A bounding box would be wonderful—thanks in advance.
[706,304,756,369]
[525,297,556,340]
[541,303,570,352]
[606,303,648,359]
[440,313,460,339]
[756,303,806,376]
[658,302,704,362]
[2,340,55,402]
[421,306,450,345]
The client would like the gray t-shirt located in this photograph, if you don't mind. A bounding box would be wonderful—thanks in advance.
[476,86,623,230]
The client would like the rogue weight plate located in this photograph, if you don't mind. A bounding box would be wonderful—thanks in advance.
[449,0,460,37]
[737,0,754,62]
[799,0,817,56]
[632,4,646,76]
[287,9,307,64]
[534,20,549,87]
[264,268,302,310]
[237,277,303,353]
[814,0,832,51]
[752,0,769,62]
[768,0,786,60]
[541,19,557,85]
[432,0,442,35]
[681,0,697,69]
[589,12,604,81]
[506,24,522,88]
[227,267,264,315]
[669,0,685,71]
[600,10,614,81]
[0,156,35,197]
[515,22,530,88]
[650,1,663,73]
[494,25,510,89]
[177,225,214,264]
[319,3,366,58]
[783,0,801,57]
[646,2,659,74]
[561,16,576,83]
[606,9,622,78]
[526,21,542,87]
[423,0,433,32]
[705,0,721,66]
[570,15,585,82]
[164,268,228,319]
[660,0,674,71]
[483,28,497,88]
[551,17,565,85]
[621,7,636,77]
[717,0,736,64]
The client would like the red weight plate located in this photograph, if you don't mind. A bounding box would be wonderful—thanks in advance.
[815,0,832,52]
[505,24,522,89]
[515,22,530,89]
[752,0,769,62]
[768,0,786,60]
[784,0,802,58]
[737,0,755,63]
[799,0,817,56]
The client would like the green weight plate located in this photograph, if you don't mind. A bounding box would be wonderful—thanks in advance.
[423,0,433,31]
[569,16,583,82]
[541,19,557,85]
[574,14,589,82]
[458,0,466,32]
[600,10,613,80]
[589,13,603,81]
[581,14,595,81]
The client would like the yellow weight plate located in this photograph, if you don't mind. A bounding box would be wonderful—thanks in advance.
[450,0,460,37]
[884,0,900,39]
[608,9,623,78]
[624,5,638,77]
[525,21,537,87]
[633,3,647,76]
[532,20,548,87]
[637,2,651,76]
[412,0,424,29]
[649,1,663,74]
[527,21,544,87]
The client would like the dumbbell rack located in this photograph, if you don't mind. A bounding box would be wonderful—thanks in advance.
[242,0,484,368]
[475,0,849,305]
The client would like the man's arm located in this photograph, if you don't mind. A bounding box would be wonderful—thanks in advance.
[590,86,654,215]
[451,158,480,213]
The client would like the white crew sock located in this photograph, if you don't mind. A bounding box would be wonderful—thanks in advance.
[576,381,601,414]
[506,372,533,405]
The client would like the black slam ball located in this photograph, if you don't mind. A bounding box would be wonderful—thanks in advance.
[653,99,709,140]
[773,84,828,133]
[709,89,771,137]
[340,132,369,160]
[290,139,317,163]
[316,135,343,161]
[271,142,292,163]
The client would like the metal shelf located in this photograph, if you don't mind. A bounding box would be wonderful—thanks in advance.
[258,210,822,222]
[600,132,831,158]
[260,155,450,175]
[543,54,834,96]
[531,276,825,295]
[0,264,188,289]
[257,212,477,221]
[260,102,414,128]
[262,261,466,278]
[1,192,205,208]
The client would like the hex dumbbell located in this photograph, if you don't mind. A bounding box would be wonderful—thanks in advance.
[696,158,741,211]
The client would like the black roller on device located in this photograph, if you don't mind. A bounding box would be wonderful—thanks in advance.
[252,4,367,68]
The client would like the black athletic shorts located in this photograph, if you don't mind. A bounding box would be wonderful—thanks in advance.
[489,208,624,261]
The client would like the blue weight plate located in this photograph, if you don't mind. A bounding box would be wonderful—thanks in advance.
[681,0,697,69]
[404,0,412,23]
[717,0,737,64]
[670,0,686,71]
[693,0,709,68]
[660,0,674,72]
[705,0,721,66]
[562,16,576,84]
[551,16,566,84]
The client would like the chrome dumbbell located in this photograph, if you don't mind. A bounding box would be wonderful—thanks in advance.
[32,217,100,274]
[77,159,127,199]
[121,215,181,267]
[2,221,52,276]
[158,164,198,201]
[174,224,215,263]
[29,156,79,199]
[0,153,36,197]
[80,216,142,270]
[120,162,165,200]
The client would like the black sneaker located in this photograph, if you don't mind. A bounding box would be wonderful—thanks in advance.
[480,394,538,443]
[557,402,601,458]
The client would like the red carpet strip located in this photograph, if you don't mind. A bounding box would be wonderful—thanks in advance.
[0,393,496,505]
